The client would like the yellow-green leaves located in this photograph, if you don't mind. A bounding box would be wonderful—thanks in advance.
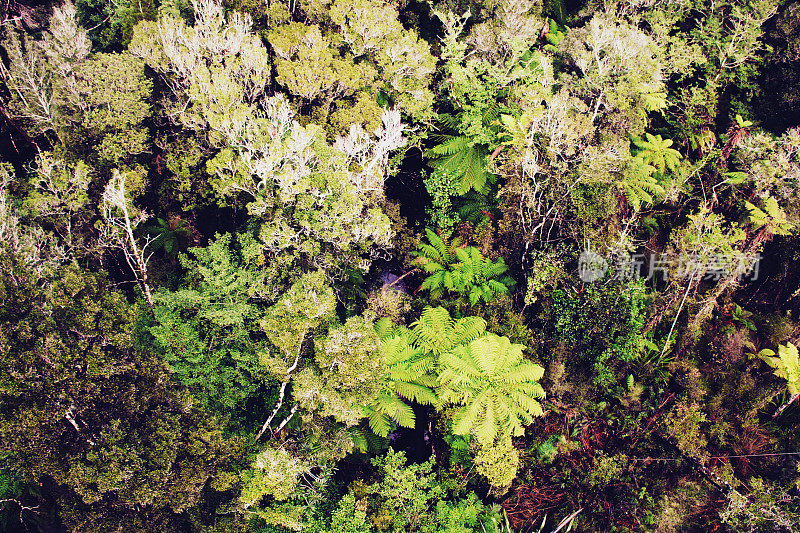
[745,196,796,236]
[631,133,682,174]
[294,315,384,426]
[260,271,337,360]
[239,448,308,507]
[330,0,435,120]
[363,321,438,436]
[760,342,800,395]
[621,156,665,211]
[474,435,520,494]
[438,333,545,446]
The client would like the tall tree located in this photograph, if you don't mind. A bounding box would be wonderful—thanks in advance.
[0,253,237,532]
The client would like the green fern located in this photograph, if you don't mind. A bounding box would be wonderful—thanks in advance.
[415,228,462,268]
[760,342,800,395]
[438,333,545,445]
[642,92,667,113]
[455,191,499,224]
[364,321,438,437]
[631,133,681,174]
[745,196,796,236]
[426,135,491,194]
[620,156,665,211]
[416,231,515,305]
[411,306,487,356]
[426,107,504,195]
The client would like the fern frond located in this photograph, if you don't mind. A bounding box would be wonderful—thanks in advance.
[476,396,498,445]
[366,405,393,437]
[427,135,472,157]
[436,113,461,131]
[394,381,437,405]
[374,317,395,340]
[452,316,487,344]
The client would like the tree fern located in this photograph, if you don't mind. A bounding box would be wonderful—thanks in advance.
[416,233,515,305]
[621,156,665,211]
[415,228,462,267]
[411,306,487,355]
[631,133,681,174]
[759,342,800,417]
[427,135,491,194]
[364,322,438,436]
[438,333,545,446]
[745,196,796,236]
[760,342,800,395]
[426,106,504,195]
[455,191,499,223]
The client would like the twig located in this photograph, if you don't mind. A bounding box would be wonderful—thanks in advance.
[383,268,418,289]
[661,267,698,358]
[255,338,305,441]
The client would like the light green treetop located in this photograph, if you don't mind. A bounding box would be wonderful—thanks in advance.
[438,333,545,446]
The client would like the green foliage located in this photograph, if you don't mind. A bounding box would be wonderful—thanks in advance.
[66,53,153,163]
[473,436,520,494]
[239,448,308,507]
[549,281,650,391]
[145,216,191,256]
[259,270,337,360]
[535,434,565,465]
[455,191,499,225]
[23,153,92,253]
[411,306,487,357]
[424,168,462,232]
[745,196,796,236]
[759,342,800,395]
[631,133,682,174]
[363,320,438,436]
[4,0,800,530]
[439,333,545,445]
[585,452,629,488]
[621,156,665,210]
[543,18,566,54]
[76,0,156,51]
[0,257,237,531]
[150,233,273,420]
[722,303,756,335]
[295,315,384,427]
[321,449,506,532]
[267,0,435,125]
[416,229,514,305]
[426,134,492,195]
[720,478,800,532]
[415,228,463,274]
[361,307,486,436]
[663,402,708,459]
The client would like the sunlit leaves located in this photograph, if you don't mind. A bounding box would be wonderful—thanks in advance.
[438,334,545,446]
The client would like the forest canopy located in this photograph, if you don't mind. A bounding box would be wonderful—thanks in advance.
[1,0,800,531]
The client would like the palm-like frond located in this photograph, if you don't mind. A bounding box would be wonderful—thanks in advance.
[426,135,491,194]
[455,191,499,224]
[412,307,487,355]
[416,233,514,306]
[438,333,546,446]
[364,322,441,436]
[621,156,665,211]
[745,196,796,236]
[761,342,800,394]
[631,133,681,174]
